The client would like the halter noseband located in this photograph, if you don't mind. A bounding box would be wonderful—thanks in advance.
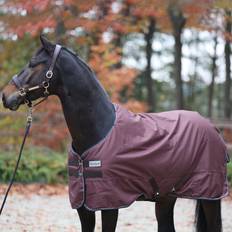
[11,44,62,106]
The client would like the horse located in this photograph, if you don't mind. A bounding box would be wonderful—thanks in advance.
[2,35,229,232]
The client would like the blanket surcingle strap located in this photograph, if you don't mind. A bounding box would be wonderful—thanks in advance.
[68,104,229,211]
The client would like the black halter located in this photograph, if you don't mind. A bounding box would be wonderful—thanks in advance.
[11,44,62,106]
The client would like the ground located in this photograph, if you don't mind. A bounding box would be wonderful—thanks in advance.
[0,184,232,232]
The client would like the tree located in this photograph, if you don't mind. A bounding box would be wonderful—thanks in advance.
[144,17,156,111]
[168,3,186,109]
[208,33,218,117]
[224,10,232,119]
[209,1,232,118]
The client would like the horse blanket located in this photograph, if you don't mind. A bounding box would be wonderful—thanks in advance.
[68,104,229,211]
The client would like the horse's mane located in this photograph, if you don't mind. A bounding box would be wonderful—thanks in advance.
[63,47,110,98]
[63,47,95,78]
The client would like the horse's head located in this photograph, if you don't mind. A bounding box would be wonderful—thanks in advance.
[2,35,61,111]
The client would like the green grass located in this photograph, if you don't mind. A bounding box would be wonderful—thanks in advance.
[0,147,67,184]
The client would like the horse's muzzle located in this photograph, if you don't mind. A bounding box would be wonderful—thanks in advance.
[2,92,22,111]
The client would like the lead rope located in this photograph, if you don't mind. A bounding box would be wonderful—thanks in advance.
[0,105,33,216]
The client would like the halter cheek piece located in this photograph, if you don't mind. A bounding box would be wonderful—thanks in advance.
[11,44,62,106]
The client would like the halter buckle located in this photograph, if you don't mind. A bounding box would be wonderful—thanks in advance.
[46,70,53,79]
[42,81,49,88]
[19,88,27,97]
[43,81,50,95]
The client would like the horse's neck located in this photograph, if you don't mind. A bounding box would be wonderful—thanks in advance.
[56,50,115,155]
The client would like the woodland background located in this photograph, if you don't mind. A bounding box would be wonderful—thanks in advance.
[0,0,232,183]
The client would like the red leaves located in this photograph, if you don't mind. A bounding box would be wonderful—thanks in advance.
[13,17,56,38]
[5,0,51,13]
[89,42,139,105]
[24,0,50,13]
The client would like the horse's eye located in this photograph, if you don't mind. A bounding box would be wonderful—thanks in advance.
[29,57,47,67]
[29,58,37,67]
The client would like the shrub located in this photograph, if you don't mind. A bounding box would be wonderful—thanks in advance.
[227,162,232,186]
[0,146,67,184]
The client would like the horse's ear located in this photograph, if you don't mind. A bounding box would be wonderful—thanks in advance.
[40,34,55,54]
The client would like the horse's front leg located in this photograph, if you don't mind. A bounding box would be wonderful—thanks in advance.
[102,209,119,232]
[77,206,96,232]
[155,196,176,232]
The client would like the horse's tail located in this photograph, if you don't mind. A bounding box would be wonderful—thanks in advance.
[195,199,222,232]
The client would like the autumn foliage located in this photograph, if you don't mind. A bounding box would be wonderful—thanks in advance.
[0,0,231,150]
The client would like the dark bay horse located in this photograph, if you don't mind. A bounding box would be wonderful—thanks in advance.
[2,36,228,232]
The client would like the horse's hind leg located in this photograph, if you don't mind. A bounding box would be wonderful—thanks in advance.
[102,209,119,232]
[195,199,222,232]
[155,196,177,232]
[77,206,96,232]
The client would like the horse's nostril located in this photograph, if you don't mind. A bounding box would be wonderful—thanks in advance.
[2,93,6,103]
[2,93,7,108]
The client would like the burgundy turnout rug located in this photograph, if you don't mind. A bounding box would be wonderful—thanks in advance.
[68,104,229,211]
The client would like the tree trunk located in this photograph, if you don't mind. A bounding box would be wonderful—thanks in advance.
[144,17,156,112]
[208,34,218,118]
[54,6,66,43]
[224,10,232,119]
[55,20,66,43]
[187,31,200,110]
[168,5,186,109]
